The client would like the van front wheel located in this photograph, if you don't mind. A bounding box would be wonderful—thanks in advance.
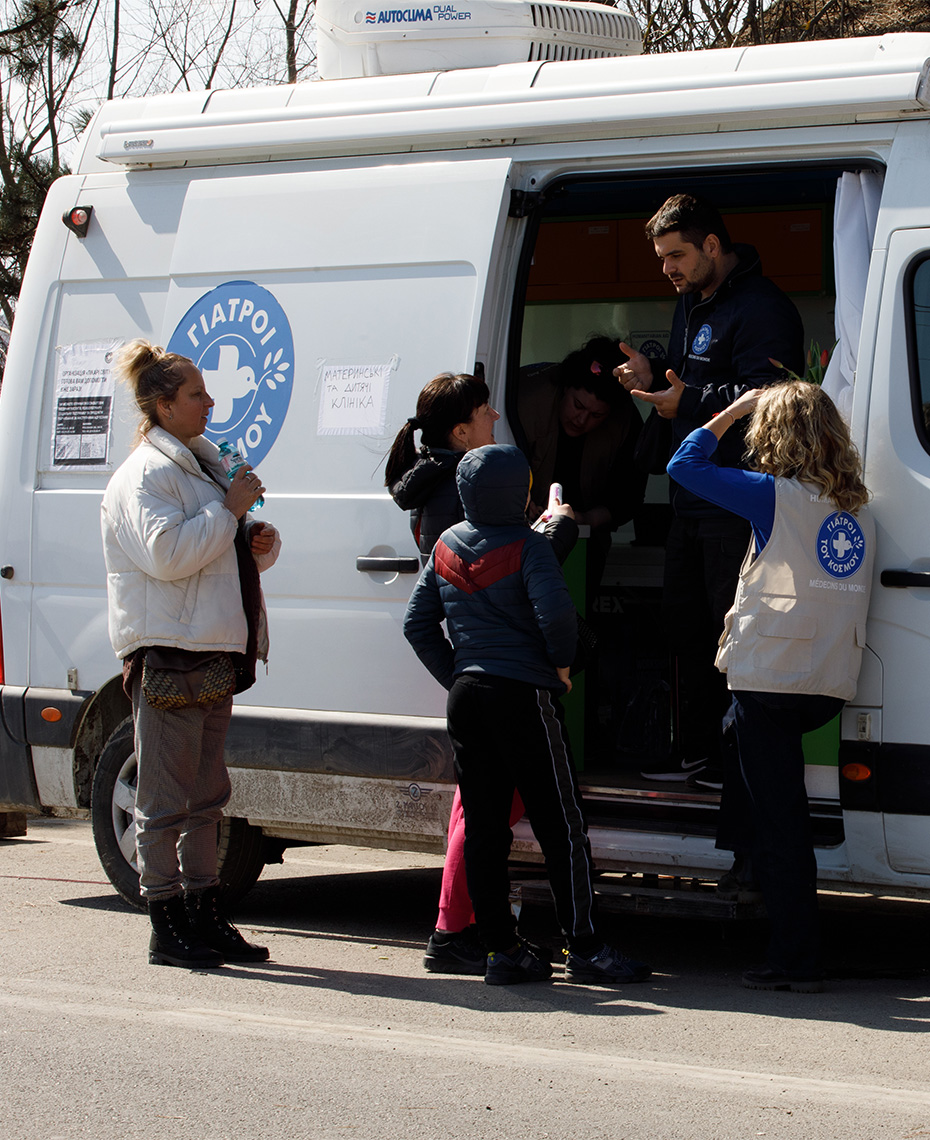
[90,717,267,911]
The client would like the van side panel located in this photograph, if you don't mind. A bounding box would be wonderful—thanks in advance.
[155,157,513,718]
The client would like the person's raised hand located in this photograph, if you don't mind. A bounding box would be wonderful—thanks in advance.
[632,369,685,419]
[549,500,576,521]
[614,342,654,393]
[726,388,766,421]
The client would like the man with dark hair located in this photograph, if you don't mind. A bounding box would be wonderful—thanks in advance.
[615,194,804,788]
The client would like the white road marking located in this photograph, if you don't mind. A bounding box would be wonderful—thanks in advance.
[2,978,929,1110]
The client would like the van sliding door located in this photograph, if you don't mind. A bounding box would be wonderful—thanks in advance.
[161,157,514,721]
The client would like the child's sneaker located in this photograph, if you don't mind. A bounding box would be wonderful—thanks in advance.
[565,943,652,984]
[423,926,487,975]
[485,937,553,985]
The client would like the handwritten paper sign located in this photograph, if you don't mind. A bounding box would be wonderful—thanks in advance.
[317,360,394,436]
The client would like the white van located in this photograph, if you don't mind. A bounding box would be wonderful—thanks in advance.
[1,2,929,908]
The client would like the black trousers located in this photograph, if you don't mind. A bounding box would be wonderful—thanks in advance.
[662,515,750,763]
[446,674,599,953]
[731,689,844,977]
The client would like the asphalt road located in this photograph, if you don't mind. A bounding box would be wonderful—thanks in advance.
[2,817,930,1140]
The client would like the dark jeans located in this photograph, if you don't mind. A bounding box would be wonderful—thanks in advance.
[446,674,599,954]
[663,516,749,763]
[729,689,845,977]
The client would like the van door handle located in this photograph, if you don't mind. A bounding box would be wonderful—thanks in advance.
[880,569,930,588]
[356,556,421,573]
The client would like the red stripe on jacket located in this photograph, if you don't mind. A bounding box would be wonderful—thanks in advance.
[434,538,525,594]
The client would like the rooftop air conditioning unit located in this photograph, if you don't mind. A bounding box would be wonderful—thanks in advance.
[316,0,643,80]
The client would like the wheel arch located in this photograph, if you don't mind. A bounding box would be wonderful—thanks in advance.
[73,675,131,808]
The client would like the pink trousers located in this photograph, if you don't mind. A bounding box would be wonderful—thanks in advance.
[436,785,525,932]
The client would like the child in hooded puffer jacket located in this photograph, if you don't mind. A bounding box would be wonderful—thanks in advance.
[403,444,651,986]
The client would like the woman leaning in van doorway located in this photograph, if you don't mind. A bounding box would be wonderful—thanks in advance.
[667,379,873,992]
[386,372,578,975]
[101,340,281,968]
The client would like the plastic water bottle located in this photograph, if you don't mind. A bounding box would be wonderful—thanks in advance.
[217,439,263,510]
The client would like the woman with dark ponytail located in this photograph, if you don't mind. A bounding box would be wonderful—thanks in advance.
[386,372,500,560]
[388,370,580,977]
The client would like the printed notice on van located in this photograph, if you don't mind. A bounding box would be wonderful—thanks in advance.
[51,340,120,467]
[317,359,395,436]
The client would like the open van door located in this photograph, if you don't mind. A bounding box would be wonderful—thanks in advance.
[860,227,930,874]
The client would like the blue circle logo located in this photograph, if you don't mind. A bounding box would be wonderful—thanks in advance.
[167,281,294,469]
[816,512,866,579]
[691,324,713,355]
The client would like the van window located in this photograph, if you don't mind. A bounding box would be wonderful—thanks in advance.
[909,257,930,445]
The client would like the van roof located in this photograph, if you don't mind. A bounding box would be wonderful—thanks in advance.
[78,33,930,172]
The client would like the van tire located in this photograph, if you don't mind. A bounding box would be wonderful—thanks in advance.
[90,717,267,911]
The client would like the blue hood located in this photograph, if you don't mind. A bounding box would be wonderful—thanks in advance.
[456,445,529,527]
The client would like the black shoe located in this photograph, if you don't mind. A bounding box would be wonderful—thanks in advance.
[148,894,225,969]
[640,756,707,782]
[741,965,823,993]
[686,766,724,791]
[485,937,553,985]
[716,855,763,903]
[185,885,269,964]
[423,926,487,975]
[564,943,652,985]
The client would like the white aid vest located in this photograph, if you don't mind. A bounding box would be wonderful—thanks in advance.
[716,478,874,701]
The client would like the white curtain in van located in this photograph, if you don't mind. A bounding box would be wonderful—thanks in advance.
[822,170,884,421]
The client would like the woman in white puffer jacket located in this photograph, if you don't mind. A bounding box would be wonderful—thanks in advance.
[101,339,281,970]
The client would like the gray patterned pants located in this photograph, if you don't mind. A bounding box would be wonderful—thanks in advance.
[131,676,233,900]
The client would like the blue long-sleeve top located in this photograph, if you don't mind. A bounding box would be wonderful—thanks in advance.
[667,427,775,551]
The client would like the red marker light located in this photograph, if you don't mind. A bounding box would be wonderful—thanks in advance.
[62,205,93,238]
[840,762,872,782]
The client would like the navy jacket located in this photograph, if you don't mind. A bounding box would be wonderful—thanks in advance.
[403,446,577,692]
[662,243,804,518]
[390,448,464,560]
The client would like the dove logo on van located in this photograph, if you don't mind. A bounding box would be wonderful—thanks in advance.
[167,280,294,468]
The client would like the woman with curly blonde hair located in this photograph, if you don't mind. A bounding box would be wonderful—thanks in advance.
[744,381,869,514]
[667,379,874,993]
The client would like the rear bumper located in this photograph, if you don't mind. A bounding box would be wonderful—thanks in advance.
[0,685,95,810]
[0,686,38,811]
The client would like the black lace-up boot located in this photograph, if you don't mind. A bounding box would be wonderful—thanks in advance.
[148,893,225,968]
[185,885,269,963]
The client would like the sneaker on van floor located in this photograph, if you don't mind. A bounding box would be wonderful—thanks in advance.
[640,756,708,781]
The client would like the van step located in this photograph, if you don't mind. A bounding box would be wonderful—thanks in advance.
[509,872,766,920]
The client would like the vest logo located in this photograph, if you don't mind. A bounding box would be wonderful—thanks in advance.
[816,512,866,579]
[691,323,713,355]
[167,281,294,469]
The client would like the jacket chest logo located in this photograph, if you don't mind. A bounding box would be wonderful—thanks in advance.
[690,323,713,355]
[816,512,866,579]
